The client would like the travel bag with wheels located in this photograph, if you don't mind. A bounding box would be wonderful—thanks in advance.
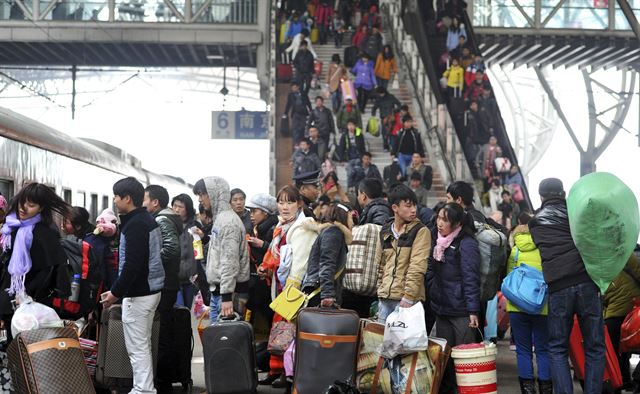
[7,326,96,393]
[293,307,360,394]
[95,304,160,391]
[157,305,193,391]
[203,313,258,394]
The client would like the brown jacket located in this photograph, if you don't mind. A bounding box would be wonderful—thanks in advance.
[376,219,431,302]
[327,63,348,92]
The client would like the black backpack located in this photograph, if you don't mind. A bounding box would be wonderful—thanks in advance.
[52,237,103,319]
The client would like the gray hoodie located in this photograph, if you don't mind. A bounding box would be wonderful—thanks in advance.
[204,176,250,301]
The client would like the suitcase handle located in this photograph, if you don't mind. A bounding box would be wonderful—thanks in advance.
[217,312,242,322]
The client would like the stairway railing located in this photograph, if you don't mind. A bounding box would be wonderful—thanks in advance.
[383,0,475,188]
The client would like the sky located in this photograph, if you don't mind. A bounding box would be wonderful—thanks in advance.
[1,65,639,215]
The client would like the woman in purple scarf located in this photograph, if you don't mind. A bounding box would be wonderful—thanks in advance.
[0,183,70,337]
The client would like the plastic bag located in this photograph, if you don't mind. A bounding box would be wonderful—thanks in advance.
[379,303,429,359]
[284,341,296,377]
[11,295,63,338]
[567,172,640,294]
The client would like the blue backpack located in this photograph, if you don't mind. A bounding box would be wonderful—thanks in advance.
[501,248,547,314]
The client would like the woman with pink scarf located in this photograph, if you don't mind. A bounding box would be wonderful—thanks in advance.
[0,183,70,339]
[426,202,481,394]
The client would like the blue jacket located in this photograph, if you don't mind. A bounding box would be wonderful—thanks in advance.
[111,207,164,298]
[351,59,377,90]
[286,20,304,40]
[427,231,481,317]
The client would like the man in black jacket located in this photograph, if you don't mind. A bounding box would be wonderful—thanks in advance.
[143,185,182,393]
[357,178,392,226]
[393,115,425,176]
[293,39,315,94]
[529,178,605,394]
[284,81,312,145]
[102,177,164,393]
[372,87,401,150]
[306,96,336,156]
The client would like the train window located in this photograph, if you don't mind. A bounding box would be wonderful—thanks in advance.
[0,179,14,200]
[102,196,109,211]
[75,191,86,208]
[90,194,98,222]
[63,189,72,204]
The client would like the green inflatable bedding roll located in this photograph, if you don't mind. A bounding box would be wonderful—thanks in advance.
[567,172,640,294]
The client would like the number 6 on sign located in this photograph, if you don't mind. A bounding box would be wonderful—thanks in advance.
[211,111,235,139]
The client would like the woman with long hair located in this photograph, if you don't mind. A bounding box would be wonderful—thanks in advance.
[62,206,95,239]
[374,45,398,90]
[0,183,71,333]
[257,186,318,389]
[427,202,481,394]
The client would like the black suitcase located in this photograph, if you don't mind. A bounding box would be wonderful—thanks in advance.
[157,306,193,390]
[293,307,360,394]
[203,317,258,394]
[344,45,359,68]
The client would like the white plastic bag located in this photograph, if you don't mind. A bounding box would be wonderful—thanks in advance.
[11,295,63,338]
[379,303,429,359]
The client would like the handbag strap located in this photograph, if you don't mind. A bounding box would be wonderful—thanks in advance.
[305,266,345,301]
[404,353,419,394]
[514,247,520,267]
[370,356,385,393]
[370,353,418,394]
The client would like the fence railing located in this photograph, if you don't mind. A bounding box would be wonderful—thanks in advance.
[0,0,258,23]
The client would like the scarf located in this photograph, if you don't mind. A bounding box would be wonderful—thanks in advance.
[1,212,42,296]
[434,226,462,262]
[260,213,297,273]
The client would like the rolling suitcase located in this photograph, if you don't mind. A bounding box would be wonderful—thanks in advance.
[158,306,193,390]
[95,304,160,391]
[7,326,96,393]
[278,63,293,82]
[293,307,360,394]
[569,316,623,390]
[203,315,258,394]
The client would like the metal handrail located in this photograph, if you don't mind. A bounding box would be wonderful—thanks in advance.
[383,0,474,188]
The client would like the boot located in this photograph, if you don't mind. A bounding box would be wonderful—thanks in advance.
[519,378,537,394]
[538,379,553,394]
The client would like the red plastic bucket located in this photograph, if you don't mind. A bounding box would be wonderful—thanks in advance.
[451,342,498,394]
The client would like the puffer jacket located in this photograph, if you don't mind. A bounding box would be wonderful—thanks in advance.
[204,177,250,302]
[153,208,182,291]
[427,230,481,317]
[529,198,592,293]
[302,222,353,302]
[505,225,547,315]
[371,92,401,119]
[112,207,164,298]
[374,53,398,81]
[376,219,431,302]
[360,198,393,226]
[178,217,197,284]
[284,213,320,289]
[352,59,377,90]
[604,254,640,319]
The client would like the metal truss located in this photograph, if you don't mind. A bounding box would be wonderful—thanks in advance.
[535,66,637,175]
[489,65,558,181]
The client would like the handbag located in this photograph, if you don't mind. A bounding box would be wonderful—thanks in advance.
[494,157,512,173]
[267,320,296,355]
[269,267,344,322]
[621,297,640,352]
[500,248,548,314]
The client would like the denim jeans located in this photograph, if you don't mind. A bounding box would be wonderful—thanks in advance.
[175,283,196,309]
[210,293,249,325]
[397,153,413,176]
[377,298,400,324]
[510,312,551,380]
[548,281,605,394]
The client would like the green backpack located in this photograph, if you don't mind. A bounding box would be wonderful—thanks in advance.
[366,117,380,137]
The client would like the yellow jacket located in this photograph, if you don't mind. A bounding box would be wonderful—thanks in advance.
[443,65,464,89]
[374,54,398,81]
[376,219,431,302]
[505,225,548,315]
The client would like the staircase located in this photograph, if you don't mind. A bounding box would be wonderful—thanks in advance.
[308,30,447,201]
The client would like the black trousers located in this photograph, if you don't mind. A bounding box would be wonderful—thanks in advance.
[340,289,376,318]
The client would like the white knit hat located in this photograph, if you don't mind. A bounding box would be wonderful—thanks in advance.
[245,193,277,215]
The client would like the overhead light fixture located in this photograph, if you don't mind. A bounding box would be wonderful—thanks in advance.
[206,55,224,60]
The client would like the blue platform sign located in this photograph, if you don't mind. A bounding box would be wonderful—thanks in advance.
[211,110,268,139]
